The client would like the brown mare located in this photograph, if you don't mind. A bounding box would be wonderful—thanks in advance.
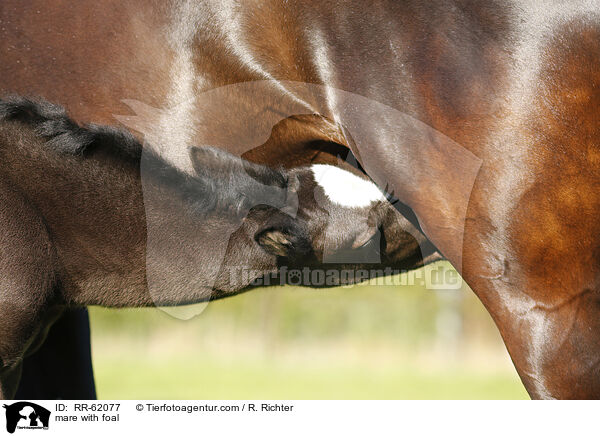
[1,0,600,399]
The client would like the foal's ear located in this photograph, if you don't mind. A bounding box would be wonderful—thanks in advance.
[255,229,296,257]
[255,223,312,260]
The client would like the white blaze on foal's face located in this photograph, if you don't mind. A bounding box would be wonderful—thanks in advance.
[310,164,386,208]
[309,164,387,262]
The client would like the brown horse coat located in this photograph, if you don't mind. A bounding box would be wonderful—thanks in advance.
[1,0,599,398]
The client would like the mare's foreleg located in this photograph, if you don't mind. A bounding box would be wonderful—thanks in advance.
[464,200,600,398]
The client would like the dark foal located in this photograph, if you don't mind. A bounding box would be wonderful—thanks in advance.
[0,98,437,399]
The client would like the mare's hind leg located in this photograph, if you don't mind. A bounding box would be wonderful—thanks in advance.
[0,181,57,399]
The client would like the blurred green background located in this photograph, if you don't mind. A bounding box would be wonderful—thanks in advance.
[89,262,529,399]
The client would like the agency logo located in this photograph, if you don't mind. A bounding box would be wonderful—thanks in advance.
[2,402,50,433]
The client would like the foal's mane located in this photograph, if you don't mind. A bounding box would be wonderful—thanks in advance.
[0,96,142,158]
[0,96,288,216]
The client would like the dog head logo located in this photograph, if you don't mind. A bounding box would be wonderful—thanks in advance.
[3,402,50,433]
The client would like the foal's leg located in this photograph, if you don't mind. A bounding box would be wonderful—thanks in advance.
[0,182,57,399]
[0,362,23,400]
[16,309,96,400]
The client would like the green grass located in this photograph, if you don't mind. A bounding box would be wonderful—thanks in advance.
[92,354,529,399]
[89,265,530,399]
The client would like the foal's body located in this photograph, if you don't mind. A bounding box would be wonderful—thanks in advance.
[0,98,435,398]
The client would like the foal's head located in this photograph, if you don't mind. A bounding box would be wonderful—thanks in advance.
[185,146,439,293]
